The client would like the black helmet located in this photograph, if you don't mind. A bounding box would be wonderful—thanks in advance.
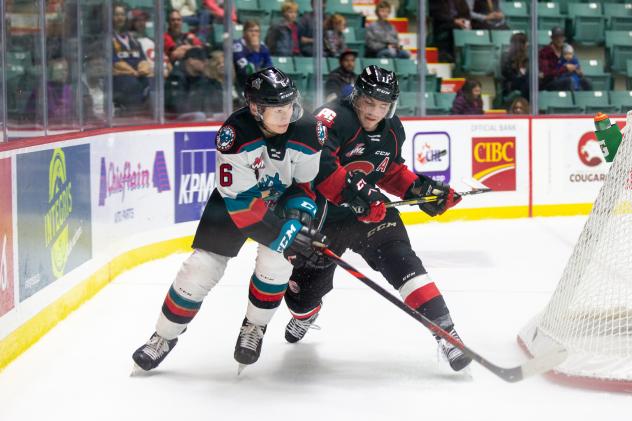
[354,65,400,103]
[245,67,303,122]
[245,67,299,106]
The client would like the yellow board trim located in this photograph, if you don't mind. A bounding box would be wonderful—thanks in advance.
[0,202,595,372]
[0,236,193,372]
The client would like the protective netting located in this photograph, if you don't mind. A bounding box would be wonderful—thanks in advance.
[519,111,632,383]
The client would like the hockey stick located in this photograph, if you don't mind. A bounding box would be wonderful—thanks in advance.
[385,188,493,208]
[313,244,568,383]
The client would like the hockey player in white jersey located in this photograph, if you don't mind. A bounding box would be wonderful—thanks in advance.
[132,67,328,372]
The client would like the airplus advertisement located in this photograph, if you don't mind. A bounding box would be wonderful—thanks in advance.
[16,145,92,301]
[0,158,14,317]
[402,119,529,209]
[174,131,218,223]
[91,136,174,251]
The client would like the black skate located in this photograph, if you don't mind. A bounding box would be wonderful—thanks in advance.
[234,318,267,370]
[285,313,320,343]
[435,328,472,372]
[132,332,178,372]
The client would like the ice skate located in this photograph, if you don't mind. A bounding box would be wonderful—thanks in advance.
[435,328,472,372]
[132,332,178,373]
[234,318,267,374]
[285,313,320,343]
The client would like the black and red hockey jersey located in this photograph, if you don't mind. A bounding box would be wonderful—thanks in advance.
[313,98,418,220]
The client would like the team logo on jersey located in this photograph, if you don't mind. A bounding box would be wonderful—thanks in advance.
[252,78,262,90]
[344,161,374,175]
[345,143,365,158]
[216,125,236,152]
[316,120,328,146]
[252,156,265,170]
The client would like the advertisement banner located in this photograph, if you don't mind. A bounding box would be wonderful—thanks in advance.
[530,118,627,206]
[91,136,174,251]
[471,136,516,191]
[411,131,451,183]
[0,158,14,317]
[402,118,529,208]
[174,131,217,223]
[17,145,92,301]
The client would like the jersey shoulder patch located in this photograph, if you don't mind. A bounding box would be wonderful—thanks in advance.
[215,109,264,154]
[287,115,325,154]
[314,107,337,128]
[216,125,236,152]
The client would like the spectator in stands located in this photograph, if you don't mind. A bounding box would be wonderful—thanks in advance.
[509,96,530,114]
[27,57,74,124]
[324,14,347,57]
[451,79,483,115]
[556,43,592,91]
[82,52,107,122]
[266,1,301,57]
[130,9,172,79]
[206,49,242,108]
[366,1,410,58]
[298,0,328,56]
[233,20,273,87]
[539,27,580,92]
[171,0,212,37]
[204,0,237,24]
[165,47,222,120]
[164,10,203,63]
[466,0,508,30]
[112,2,152,114]
[501,32,529,101]
[429,0,470,62]
[325,49,358,101]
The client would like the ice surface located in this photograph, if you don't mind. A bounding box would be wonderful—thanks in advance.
[1,216,630,421]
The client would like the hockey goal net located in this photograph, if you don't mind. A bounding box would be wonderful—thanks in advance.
[519,111,632,390]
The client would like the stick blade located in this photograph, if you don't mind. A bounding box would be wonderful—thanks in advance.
[461,177,491,191]
[517,344,568,380]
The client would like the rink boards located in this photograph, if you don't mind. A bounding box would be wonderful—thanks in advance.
[0,115,624,371]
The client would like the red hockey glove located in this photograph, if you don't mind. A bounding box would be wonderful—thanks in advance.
[405,175,462,217]
[341,171,387,223]
[358,201,387,223]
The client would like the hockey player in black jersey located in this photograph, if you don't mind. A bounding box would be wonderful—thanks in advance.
[132,67,328,372]
[283,65,472,371]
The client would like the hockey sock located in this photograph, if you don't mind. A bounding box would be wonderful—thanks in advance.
[399,274,453,328]
[289,303,322,320]
[246,273,287,326]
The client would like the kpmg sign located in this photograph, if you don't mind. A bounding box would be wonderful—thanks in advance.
[174,131,217,223]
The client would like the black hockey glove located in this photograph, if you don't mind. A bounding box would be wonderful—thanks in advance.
[405,175,462,217]
[341,171,387,223]
[283,225,331,269]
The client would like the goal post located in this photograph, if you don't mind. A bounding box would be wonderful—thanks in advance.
[518,111,632,391]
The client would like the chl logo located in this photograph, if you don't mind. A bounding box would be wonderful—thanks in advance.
[315,108,337,128]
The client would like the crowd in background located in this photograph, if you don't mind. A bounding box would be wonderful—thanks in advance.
[1,0,619,133]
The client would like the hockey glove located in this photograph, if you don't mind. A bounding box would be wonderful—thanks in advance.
[341,171,387,223]
[406,175,462,217]
[280,196,318,226]
[282,224,330,269]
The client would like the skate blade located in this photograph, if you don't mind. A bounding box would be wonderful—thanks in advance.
[130,363,147,377]
[237,364,247,376]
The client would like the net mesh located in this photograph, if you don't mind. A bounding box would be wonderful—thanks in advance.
[520,111,632,382]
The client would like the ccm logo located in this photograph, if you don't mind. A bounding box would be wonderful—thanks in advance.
[367,222,396,237]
